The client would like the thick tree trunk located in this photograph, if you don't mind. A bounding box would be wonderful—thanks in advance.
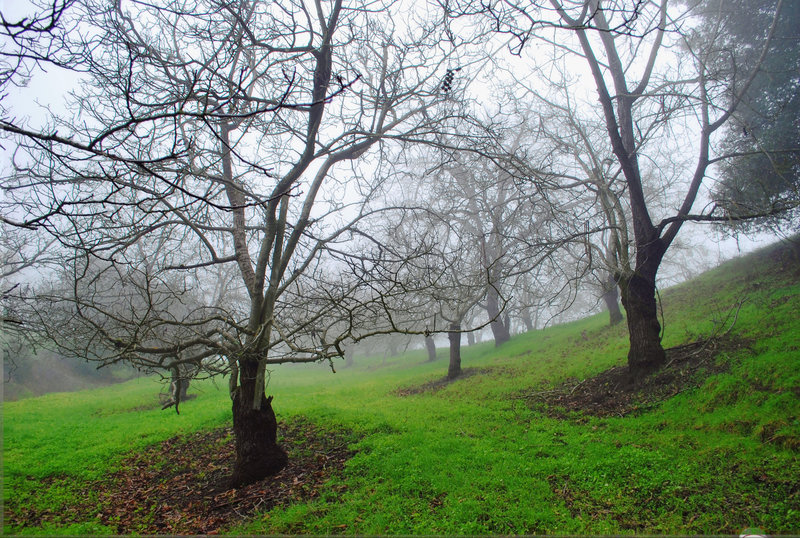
[424,336,436,362]
[177,379,190,401]
[486,287,511,346]
[466,331,475,346]
[601,274,624,326]
[229,358,288,488]
[619,271,666,379]
[489,318,510,346]
[447,323,461,379]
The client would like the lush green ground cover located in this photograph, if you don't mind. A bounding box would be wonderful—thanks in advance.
[4,240,800,534]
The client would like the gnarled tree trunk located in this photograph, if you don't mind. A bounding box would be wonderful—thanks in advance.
[447,323,462,379]
[161,365,196,414]
[229,357,288,488]
[619,262,666,379]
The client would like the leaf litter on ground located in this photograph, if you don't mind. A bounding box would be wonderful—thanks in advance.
[520,336,752,418]
[5,418,356,535]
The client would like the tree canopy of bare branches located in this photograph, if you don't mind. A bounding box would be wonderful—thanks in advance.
[2,0,482,486]
[444,0,794,379]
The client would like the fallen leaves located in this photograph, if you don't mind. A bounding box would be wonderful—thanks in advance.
[6,418,356,535]
[521,337,749,418]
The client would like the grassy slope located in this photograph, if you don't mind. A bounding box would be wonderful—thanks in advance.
[4,240,799,535]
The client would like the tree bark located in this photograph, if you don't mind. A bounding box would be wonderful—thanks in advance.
[229,358,288,488]
[520,309,534,332]
[486,286,511,346]
[173,366,194,401]
[176,377,190,401]
[619,270,666,379]
[161,366,195,413]
[424,335,436,362]
[601,274,624,326]
[447,323,462,379]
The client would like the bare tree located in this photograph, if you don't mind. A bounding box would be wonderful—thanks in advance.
[514,87,633,327]
[438,155,518,346]
[413,116,567,346]
[428,232,486,380]
[370,144,563,374]
[362,196,487,379]
[3,0,476,486]
[448,0,791,378]
[518,84,723,326]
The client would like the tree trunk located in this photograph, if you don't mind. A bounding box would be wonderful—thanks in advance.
[787,237,800,266]
[466,331,475,346]
[520,309,534,332]
[489,317,510,346]
[173,366,193,401]
[161,366,195,413]
[486,287,511,346]
[601,274,624,326]
[424,336,436,362]
[447,323,461,379]
[177,378,190,401]
[229,358,288,488]
[619,271,666,380]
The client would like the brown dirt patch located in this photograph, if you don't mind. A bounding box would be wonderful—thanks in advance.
[520,337,751,418]
[6,418,355,535]
[395,366,502,396]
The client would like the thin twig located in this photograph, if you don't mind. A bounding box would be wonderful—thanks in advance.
[569,378,588,395]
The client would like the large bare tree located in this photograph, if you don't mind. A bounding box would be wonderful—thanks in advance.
[447,0,791,378]
[2,0,476,486]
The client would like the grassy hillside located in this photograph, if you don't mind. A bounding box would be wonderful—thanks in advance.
[4,239,799,535]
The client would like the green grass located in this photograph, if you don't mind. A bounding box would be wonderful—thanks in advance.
[4,239,800,534]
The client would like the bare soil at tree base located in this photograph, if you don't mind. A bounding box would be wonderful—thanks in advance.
[5,418,355,535]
